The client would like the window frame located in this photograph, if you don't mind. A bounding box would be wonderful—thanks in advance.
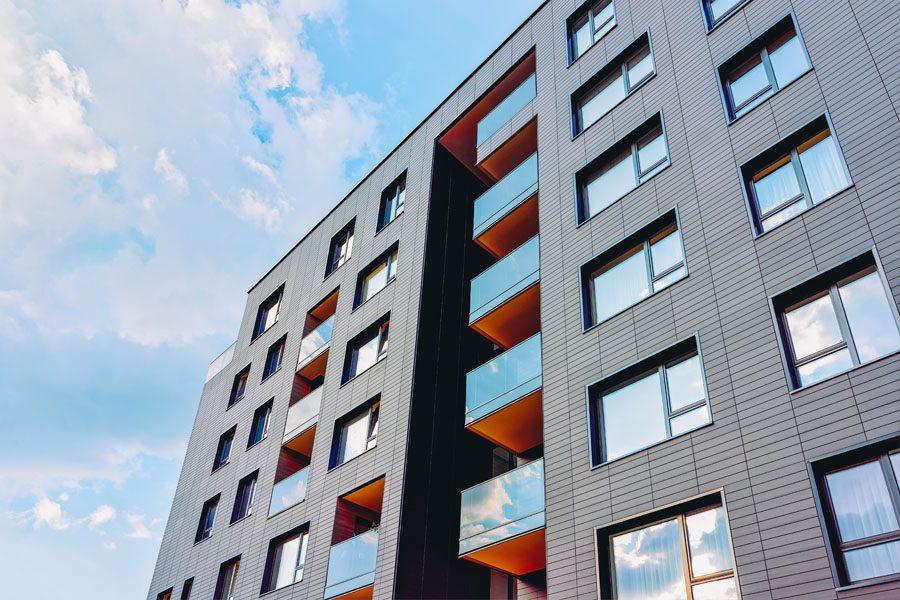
[214,556,241,600]
[261,335,287,382]
[567,0,617,65]
[330,396,381,469]
[354,243,400,309]
[251,284,284,342]
[247,400,273,449]
[701,0,753,33]
[377,172,406,233]
[212,425,236,472]
[261,525,311,593]
[195,494,220,544]
[156,588,173,600]
[228,364,251,408]
[325,219,355,278]
[230,470,259,524]
[180,578,193,600]
[342,315,391,384]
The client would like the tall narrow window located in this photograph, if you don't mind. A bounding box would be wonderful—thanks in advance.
[702,0,749,31]
[577,114,669,223]
[343,315,390,382]
[743,116,851,234]
[214,556,240,600]
[252,284,284,341]
[156,589,173,600]
[180,578,193,600]
[231,470,258,523]
[378,173,406,231]
[212,426,236,472]
[326,219,355,277]
[355,245,399,308]
[331,397,381,468]
[195,495,219,543]
[262,335,286,381]
[719,17,811,121]
[568,0,616,63]
[773,253,900,389]
[572,33,654,135]
[262,526,310,593]
[247,400,273,448]
[228,365,250,407]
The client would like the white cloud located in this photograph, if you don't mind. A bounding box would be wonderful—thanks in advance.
[88,505,117,530]
[243,155,276,182]
[154,148,188,192]
[102,541,117,551]
[125,514,154,540]
[28,497,71,530]
[237,188,287,232]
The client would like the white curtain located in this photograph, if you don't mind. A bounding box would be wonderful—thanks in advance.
[800,136,849,203]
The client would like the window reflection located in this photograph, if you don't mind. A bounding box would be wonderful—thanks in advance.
[840,272,900,362]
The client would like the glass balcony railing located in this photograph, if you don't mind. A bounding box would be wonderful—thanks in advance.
[283,387,322,443]
[473,153,538,238]
[297,316,334,368]
[477,73,537,146]
[324,529,379,599]
[466,334,542,425]
[470,236,540,323]
[268,467,309,516]
[459,459,545,555]
[205,341,235,382]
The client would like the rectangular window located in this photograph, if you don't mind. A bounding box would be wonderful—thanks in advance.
[597,495,737,599]
[195,495,219,543]
[588,336,709,465]
[247,400,273,448]
[378,173,406,231]
[702,0,749,31]
[343,315,390,382]
[581,210,686,328]
[742,115,851,234]
[180,578,193,600]
[567,0,616,63]
[810,437,900,587]
[252,284,284,341]
[773,252,900,389]
[262,335,286,381]
[214,556,240,600]
[156,589,173,600]
[331,397,380,468]
[228,364,250,407]
[355,244,399,308]
[572,33,654,136]
[326,219,355,277]
[719,16,811,121]
[576,113,669,223]
[231,470,258,523]
[212,426,236,472]
[262,526,310,593]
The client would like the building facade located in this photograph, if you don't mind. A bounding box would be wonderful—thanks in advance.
[148,0,900,598]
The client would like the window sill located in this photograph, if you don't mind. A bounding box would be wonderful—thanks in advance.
[226,396,244,411]
[211,461,230,474]
[249,319,279,347]
[582,270,688,333]
[751,183,855,240]
[327,445,377,474]
[835,573,900,593]
[566,20,618,70]
[704,0,752,34]
[323,258,351,283]
[374,211,403,238]
[726,67,814,127]
[789,348,900,395]
[576,160,671,229]
[193,535,212,547]
[590,420,714,470]
[261,366,283,384]
[571,71,656,141]
[351,277,397,313]
[339,356,387,387]
[228,514,253,527]
[246,435,268,451]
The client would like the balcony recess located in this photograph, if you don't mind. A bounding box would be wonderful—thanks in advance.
[268,466,309,516]
[473,153,539,258]
[296,315,333,379]
[477,73,536,146]
[282,386,322,455]
[323,529,378,599]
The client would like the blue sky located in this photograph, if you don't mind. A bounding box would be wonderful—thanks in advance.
[0,1,542,597]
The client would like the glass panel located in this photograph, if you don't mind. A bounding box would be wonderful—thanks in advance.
[274,535,301,589]
[284,387,321,440]
[637,131,667,176]
[753,160,802,216]
[839,271,900,363]
[666,355,704,412]
[585,153,635,218]
[352,331,381,377]
[324,530,378,599]
[692,578,737,600]
[670,405,710,436]
[473,153,538,234]
[650,230,683,277]
[798,134,849,204]
[845,540,900,582]
[593,248,650,322]
[892,453,900,484]
[730,60,769,110]
[627,47,654,88]
[602,372,667,460]
[760,198,807,232]
[708,0,743,23]
[770,35,810,88]
[593,2,616,38]
[686,506,733,577]
[612,518,687,600]
[362,258,391,303]
[653,266,687,292]
[579,73,626,132]
[268,468,309,515]
[784,294,844,360]
[339,411,371,464]
[466,334,542,422]
[298,316,334,365]
[469,236,540,320]
[797,348,853,386]
[826,460,899,542]
[477,74,537,145]
[206,341,235,382]
[573,19,591,60]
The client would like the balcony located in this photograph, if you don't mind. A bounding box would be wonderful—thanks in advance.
[282,386,322,452]
[465,334,542,454]
[296,315,333,379]
[268,466,309,516]
[324,529,378,599]
[469,235,540,348]
[205,341,235,382]
[473,153,539,258]
[459,459,546,575]
[477,73,536,146]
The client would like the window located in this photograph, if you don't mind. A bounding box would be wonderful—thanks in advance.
[180,578,193,600]
[195,495,219,543]
[581,210,686,328]
[719,16,811,121]
[247,400,273,448]
[331,398,380,468]
[156,589,173,600]
[231,470,258,523]
[326,219,355,277]
[252,284,284,341]
[343,315,390,382]
[355,244,399,308]
[597,496,737,599]
[773,252,900,389]
[589,337,709,465]
[742,115,851,234]
[262,335,286,381]
[576,114,669,223]
[262,526,310,593]
[702,0,749,31]
[572,33,654,136]
[568,0,616,63]
[810,437,900,587]
[377,173,406,231]
[212,426,236,472]
[228,365,250,407]
[214,556,240,600]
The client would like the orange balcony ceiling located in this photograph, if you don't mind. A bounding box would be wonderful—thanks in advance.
[330,584,373,600]
[297,347,328,380]
[466,389,542,454]
[284,423,316,457]
[470,283,540,350]
[342,477,385,515]
[460,528,546,577]
[475,194,539,259]
[478,119,537,181]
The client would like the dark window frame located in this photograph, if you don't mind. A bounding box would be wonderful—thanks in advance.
[566,0,617,65]
[329,395,381,470]
[228,364,251,408]
[214,555,241,600]
[180,578,193,600]
[260,523,311,594]
[212,425,236,472]
[195,494,220,544]
[247,399,273,448]
[156,588,173,600]
[251,283,285,342]
[261,335,287,382]
[230,470,259,524]
[342,314,390,384]
[377,172,407,233]
[700,0,753,32]
[325,219,355,278]
[353,243,400,309]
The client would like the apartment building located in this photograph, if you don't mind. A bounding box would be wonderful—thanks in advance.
[147,0,900,598]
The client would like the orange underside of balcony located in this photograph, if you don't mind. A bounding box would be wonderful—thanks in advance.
[331,585,373,600]
[470,283,541,349]
[467,389,542,454]
[475,194,539,259]
[461,528,546,576]
[284,423,316,456]
[297,348,328,380]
